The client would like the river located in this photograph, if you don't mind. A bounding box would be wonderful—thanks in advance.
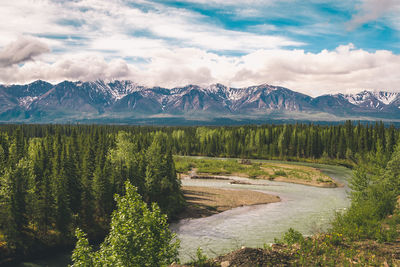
[19,160,351,266]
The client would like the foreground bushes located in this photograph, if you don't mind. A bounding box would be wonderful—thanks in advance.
[330,143,400,242]
[71,182,180,266]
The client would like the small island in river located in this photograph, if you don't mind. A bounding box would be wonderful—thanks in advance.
[175,157,340,188]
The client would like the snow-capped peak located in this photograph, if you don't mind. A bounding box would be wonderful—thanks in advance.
[343,90,400,106]
[372,91,399,105]
[84,80,142,101]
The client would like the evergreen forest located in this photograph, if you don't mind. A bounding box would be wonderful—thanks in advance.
[0,121,399,264]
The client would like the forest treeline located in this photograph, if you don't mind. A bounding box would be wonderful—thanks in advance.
[168,121,397,164]
[0,127,184,260]
[1,120,397,161]
[0,121,398,261]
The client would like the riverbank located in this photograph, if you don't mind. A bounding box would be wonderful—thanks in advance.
[177,186,281,220]
[176,156,340,188]
[175,236,400,266]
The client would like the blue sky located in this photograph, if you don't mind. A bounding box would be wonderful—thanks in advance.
[0,0,399,95]
[155,0,399,53]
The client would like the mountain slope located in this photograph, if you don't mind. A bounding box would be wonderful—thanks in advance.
[0,80,399,123]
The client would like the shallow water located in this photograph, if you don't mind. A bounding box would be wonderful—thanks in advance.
[19,161,351,266]
[171,161,351,262]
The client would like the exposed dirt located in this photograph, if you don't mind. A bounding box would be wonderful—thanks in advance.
[176,186,280,220]
[209,240,400,267]
[171,246,294,267]
[213,246,294,267]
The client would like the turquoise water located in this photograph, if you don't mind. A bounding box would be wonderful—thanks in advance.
[19,161,351,266]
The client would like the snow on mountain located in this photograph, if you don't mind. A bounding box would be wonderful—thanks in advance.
[340,90,400,111]
[80,80,144,102]
[1,80,400,121]
[18,96,38,109]
[373,91,399,105]
[343,91,399,106]
[343,91,367,105]
[106,80,143,100]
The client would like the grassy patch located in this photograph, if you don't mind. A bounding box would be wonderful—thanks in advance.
[274,170,287,177]
[285,232,397,266]
[174,157,194,173]
[210,230,399,266]
[175,156,336,186]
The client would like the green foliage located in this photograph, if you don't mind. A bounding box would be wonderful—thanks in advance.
[270,231,394,266]
[71,182,180,267]
[0,158,32,251]
[177,157,255,176]
[0,125,187,257]
[0,121,399,259]
[185,247,219,267]
[274,170,287,177]
[247,168,266,178]
[290,234,392,266]
[193,247,208,266]
[332,140,400,242]
[145,132,185,218]
[282,228,304,245]
[71,229,94,267]
[174,157,194,173]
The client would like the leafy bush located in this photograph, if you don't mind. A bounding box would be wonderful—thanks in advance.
[331,146,400,242]
[282,228,304,245]
[71,182,180,266]
[193,247,208,266]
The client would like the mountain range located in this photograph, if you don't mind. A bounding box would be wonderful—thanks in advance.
[1,80,400,124]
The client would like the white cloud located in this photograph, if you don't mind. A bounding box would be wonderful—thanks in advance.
[0,0,77,46]
[0,0,301,57]
[0,55,132,84]
[0,37,50,67]
[132,44,400,96]
[2,44,400,97]
[0,0,399,97]
[172,0,277,5]
[228,44,400,96]
[347,0,400,30]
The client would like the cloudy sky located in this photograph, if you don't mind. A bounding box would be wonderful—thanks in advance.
[0,0,399,95]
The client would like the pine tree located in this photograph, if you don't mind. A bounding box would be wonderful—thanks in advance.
[79,143,95,231]
[54,161,72,236]
[64,139,81,214]
[0,159,31,250]
[92,156,112,226]
[145,132,184,218]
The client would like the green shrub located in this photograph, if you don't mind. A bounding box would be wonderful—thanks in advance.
[274,170,287,177]
[71,182,180,266]
[195,247,208,266]
[282,228,304,245]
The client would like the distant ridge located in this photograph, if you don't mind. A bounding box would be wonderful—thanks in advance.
[1,80,399,123]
